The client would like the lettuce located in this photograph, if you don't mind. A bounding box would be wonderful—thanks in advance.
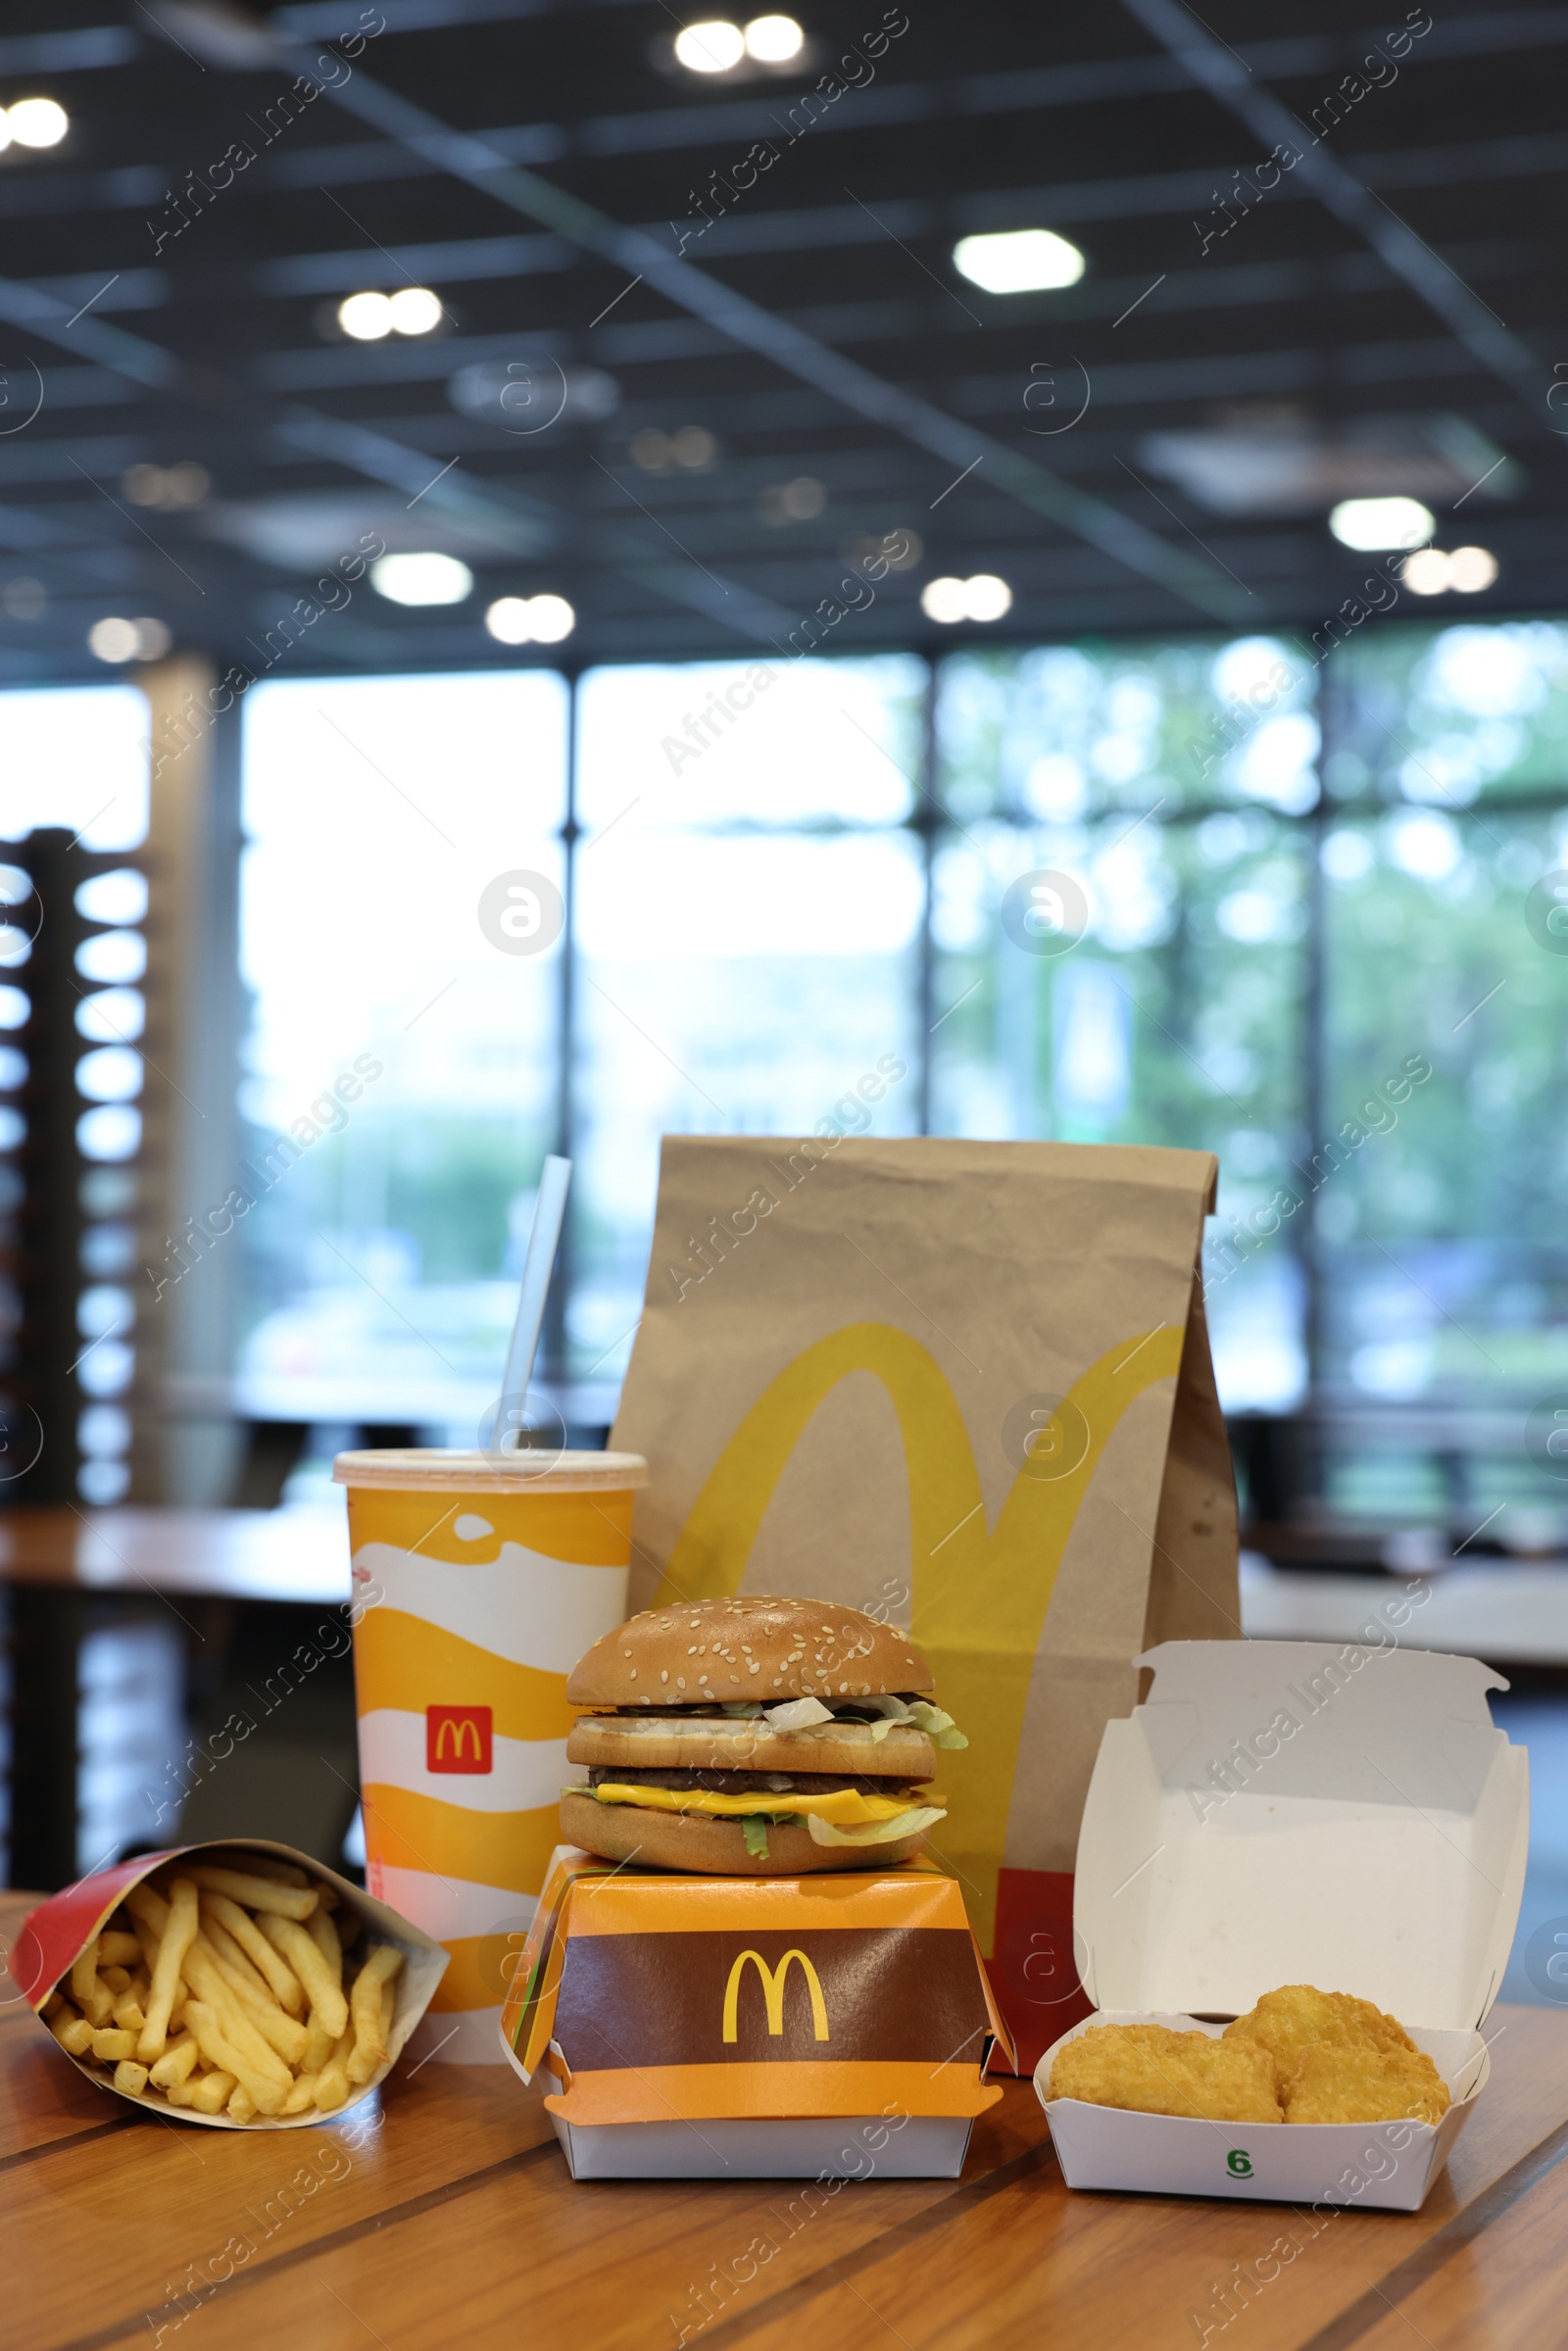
[763,1695,834,1731]
[805,1804,947,1846]
[740,1812,807,1857]
[907,1700,968,1750]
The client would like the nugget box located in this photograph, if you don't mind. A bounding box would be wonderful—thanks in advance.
[1037,1641,1529,2210]
[16,1837,449,2129]
[502,1847,1013,2180]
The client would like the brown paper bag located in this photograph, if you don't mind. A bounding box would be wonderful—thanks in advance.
[612,1136,1239,2072]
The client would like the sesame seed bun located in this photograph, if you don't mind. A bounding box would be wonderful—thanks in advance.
[565,1593,933,1709]
[559,1789,934,1878]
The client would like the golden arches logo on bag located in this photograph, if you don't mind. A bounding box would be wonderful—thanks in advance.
[651,1319,1185,1952]
[722,1948,830,2044]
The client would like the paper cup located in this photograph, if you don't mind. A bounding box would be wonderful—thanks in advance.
[333,1447,648,2063]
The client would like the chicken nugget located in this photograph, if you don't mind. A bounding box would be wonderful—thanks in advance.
[1225,1984,1415,2075]
[1050,2024,1282,2123]
[1283,2041,1450,2126]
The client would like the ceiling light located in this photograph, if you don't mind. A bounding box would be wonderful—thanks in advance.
[630,425,718,472]
[953,228,1085,294]
[2,576,45,620]
[671,424,717,468]
[1401,549,1450,597]
[6,98,68,149]
[1448,544,1498,593]
[122,461,210,510]
[521,594,574,643]
[1329,495,1433,551]
[963,573,1012,621]
[387,285,442,336]
[674,20,745,70]
[921,574,1012,624]
[87,616,168,663]
[339,290,393,341]
[485,593,575,646]
[369,552,473,606]
[485,598,532,645]
[920,577,969,624]
[845,529,922,572]
[88,617,139,664]
[760,474,824,525]
[745,14,803,58]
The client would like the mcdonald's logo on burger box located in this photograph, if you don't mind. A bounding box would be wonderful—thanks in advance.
[502,1849,1013,2180]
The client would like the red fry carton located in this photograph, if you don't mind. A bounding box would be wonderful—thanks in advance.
[15,1837,449,2130]
[501,1846,1015,2180]
[1037,1641,1530,2211]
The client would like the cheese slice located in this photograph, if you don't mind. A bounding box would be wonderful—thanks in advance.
[585,1782,931,1827]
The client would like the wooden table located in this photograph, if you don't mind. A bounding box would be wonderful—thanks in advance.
[3,1895,1566,2351]
[0,1505,348,1602]
[1241,1553,1568,1671]
[0,1507,350,1888]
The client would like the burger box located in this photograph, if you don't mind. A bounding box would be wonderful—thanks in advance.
[501,1845,1014,2180]
[16,1837,450,2130]
[1036,1641,1529,2210]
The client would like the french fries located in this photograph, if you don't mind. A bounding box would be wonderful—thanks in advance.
[46,1858,407,2126]
[346,1944,403,2083]
[187,1866,318,1922]
[134,1876,199,2065]
[258,1914,348,2039]
[199,1891,305,2016]
[71,1938,114,2029]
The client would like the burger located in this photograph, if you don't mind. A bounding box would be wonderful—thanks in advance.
[560,1594,967,1876]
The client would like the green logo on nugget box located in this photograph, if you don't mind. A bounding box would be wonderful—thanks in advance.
[1226,2149,1253,2177]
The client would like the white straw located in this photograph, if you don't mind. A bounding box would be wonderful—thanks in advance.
[498,1154,571,1447]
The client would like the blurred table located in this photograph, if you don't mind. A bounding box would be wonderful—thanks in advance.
[0,1507,350,1891]
[0,1503,348,1600]
[3,1889,1568,2349]
[1242,1552,1568,1669]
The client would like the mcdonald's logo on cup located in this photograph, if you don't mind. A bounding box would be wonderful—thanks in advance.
[721,1947,829,2044]
[426,1703,493,1774]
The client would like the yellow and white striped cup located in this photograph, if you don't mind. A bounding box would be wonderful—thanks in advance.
[333,1447,648,2063]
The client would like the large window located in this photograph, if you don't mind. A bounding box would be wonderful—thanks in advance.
[931,638,1314,1412]
[1320,622,1568,1522]
[238,671,566,1431]
[237,624,1568,1524]
[571,655,924,1384]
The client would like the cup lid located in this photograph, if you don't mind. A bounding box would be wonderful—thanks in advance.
[332,1447,648,1494]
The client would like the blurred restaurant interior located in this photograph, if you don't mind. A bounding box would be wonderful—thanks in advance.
[2,0,1568,2007]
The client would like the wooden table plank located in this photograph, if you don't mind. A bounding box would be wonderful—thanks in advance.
[0,1506,348,1601]
[8,1880,1568,2351]
[1332,2152,1568,2350]
[52,2051,1568,2351]
[720,2014,1568,2351]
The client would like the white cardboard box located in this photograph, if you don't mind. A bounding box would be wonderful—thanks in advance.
[548,2111,973,2181]
[1035,1640,1529,2209]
